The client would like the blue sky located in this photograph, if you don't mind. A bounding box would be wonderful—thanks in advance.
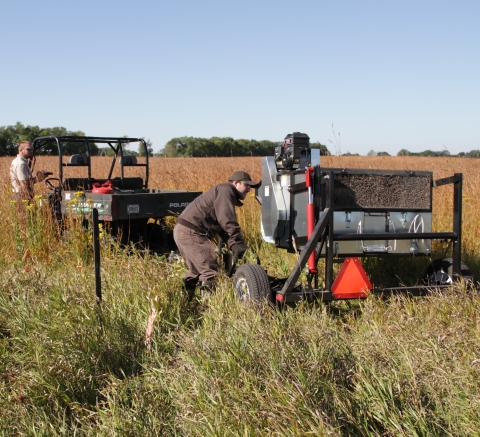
[2,0,479,155]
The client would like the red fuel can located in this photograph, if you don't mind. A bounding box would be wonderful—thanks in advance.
[92,181,114,194]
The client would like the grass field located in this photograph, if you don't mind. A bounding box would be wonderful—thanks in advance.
[0,155,479,436]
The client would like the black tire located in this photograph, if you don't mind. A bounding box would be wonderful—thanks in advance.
[233,264,272,303]
[423,257,473,286]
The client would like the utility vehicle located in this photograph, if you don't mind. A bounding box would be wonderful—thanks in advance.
[32,135,202,253]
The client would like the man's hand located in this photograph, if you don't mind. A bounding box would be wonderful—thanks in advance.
[231,242,247,260]
[36,170,47,183]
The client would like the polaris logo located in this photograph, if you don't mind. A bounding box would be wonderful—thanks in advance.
[169,202,190,208]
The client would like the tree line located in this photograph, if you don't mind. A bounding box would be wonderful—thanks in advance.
[159,136,330,157]
[0,122,88,156]
[0,122,155,157]
[1,122,478,158]
[396,148,480,158]
[0,123,330,157]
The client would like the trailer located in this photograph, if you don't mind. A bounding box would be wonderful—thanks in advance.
[32,135,202,253]
[233,132,473,303]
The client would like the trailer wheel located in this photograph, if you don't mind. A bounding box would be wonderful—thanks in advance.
[233,264,272,303]
[423,257,473,286]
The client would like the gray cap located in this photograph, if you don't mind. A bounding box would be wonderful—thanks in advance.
[228,170,261,189]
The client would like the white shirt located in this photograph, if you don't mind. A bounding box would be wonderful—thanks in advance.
[10,154,33,193]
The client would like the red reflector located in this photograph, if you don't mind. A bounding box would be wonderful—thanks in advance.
[276,294,284,302]
[331,258,372,299]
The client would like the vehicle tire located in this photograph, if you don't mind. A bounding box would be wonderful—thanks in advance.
[423,257,473,286]
[233,264,272,303]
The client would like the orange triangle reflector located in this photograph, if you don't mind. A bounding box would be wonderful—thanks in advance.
[331,257,372,299]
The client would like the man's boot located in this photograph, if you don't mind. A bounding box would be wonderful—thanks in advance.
[182,278,198,301]
[198,279,217,292]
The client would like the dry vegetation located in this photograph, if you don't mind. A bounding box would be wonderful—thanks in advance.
[3,154,477,268]
[1,153,478,285]
[1,155,479,436]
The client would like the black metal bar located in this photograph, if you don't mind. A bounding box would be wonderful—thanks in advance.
[325,171,335,290]
[279,208,331,296]
[85,139,92,180]
[92,208,102,303]
[283,284,453,302]
[433,175,459,187]
[333,232,457,241]
[107,142,119,181]
[370,285,451,296]
[326,252,432,259]
[141,138,150,189]
[227,256,237,277]
[119,142,125,184]
[284,291,336,303]
[452,173,462,276]
[32,135,146,142]
[57,137,63,183]
[288,182,307,193]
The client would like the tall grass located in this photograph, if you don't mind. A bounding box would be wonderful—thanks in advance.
[0,156,479,436]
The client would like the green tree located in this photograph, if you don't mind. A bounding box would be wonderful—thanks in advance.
[0,123,20,156]
[138,138,154,157]
[161,137,193,157]
[0,122,88,156]
[466,150,480,158]
[160,136,328,157]
[310,142,331,156]
[235,139,251,156]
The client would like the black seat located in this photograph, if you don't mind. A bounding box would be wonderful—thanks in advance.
[68,154,90,166]
[62,178,95,191]
[121,155,137,166]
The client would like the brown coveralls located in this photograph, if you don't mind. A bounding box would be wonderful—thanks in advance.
[173,183,244,284]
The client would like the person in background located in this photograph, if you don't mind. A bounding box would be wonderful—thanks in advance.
[10,141,47,201]
[173,170,261,294]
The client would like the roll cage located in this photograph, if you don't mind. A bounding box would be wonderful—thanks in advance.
[32,136,150,189]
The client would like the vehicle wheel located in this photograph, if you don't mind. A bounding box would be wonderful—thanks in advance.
[233,264,272,303]
[423,257,473,286]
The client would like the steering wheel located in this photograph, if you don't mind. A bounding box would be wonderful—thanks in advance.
[45,176,61,191]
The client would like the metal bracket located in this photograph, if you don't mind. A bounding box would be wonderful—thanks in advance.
[279,208,331,296]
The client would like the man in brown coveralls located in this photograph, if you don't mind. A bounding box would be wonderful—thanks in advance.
[173,170,261,293]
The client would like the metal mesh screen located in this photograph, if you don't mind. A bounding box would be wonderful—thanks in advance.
[332,173,432,210]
